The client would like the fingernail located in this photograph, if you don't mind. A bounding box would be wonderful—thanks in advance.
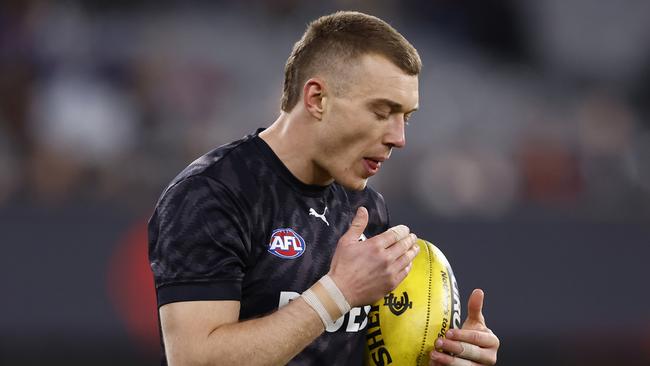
[435,338,443,348]
[446,329,454,338]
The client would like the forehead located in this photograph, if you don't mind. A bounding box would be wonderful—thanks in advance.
[347,53,419,110]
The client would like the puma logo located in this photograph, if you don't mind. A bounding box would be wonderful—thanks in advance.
[309,206,329,226]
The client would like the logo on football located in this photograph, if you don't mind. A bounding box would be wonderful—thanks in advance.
[383,292,413,316]
[268,228,306,259]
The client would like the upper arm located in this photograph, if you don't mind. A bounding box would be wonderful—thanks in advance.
[149,176,250,306]
[160,300,241,366]
[149,176,251,364]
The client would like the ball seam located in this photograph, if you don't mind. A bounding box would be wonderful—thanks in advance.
[417,242,433,366]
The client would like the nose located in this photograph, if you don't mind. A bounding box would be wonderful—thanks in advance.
[383,116,406,148]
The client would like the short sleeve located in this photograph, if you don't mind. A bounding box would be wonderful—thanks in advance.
[148,175,251,307]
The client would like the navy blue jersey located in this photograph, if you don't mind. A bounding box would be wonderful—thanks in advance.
[148,129,390,365]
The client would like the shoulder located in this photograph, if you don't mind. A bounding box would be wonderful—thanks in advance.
[155,132,264,209]
[166,133,259,194]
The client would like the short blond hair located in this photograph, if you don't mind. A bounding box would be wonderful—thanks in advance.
[281,11,421,112]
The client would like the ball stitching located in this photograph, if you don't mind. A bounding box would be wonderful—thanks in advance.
[416,241,433,365]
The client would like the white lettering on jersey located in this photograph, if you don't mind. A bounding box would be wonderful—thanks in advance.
[278,291,370,333]
[358,306,370,329]
[346,306,362,332]
[345,305,370,332]
[278,291,300,307]
[326,314,346,332]
[270,236,303,251]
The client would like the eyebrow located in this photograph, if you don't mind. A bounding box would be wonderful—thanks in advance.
[368,98,418,113]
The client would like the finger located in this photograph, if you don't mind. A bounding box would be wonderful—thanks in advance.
[457,342,482,361]
[443,329,499,349]
[430,350,478,366]
[387,234,418,267]
[435,339,481,361]
[429,356,444,366]
[389,264,411,291]
[385,252,417,291]
[373,225,410,249]
[340,207,368,243]
[386,233,416,259]
[464,289,486,327]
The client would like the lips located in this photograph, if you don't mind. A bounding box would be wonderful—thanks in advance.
[365,158,380,170]
[362,156,386,176]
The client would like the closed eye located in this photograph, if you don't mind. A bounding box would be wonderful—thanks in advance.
[374,112,389,120]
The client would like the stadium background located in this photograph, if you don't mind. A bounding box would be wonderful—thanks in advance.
[1,1,649,365]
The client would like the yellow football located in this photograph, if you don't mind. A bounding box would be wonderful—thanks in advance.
[364,239,461,366]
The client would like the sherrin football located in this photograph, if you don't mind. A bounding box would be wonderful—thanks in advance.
[364,239,461,366]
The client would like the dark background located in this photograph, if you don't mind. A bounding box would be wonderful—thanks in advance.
[1,1,649,365]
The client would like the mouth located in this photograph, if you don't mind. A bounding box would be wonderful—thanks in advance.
[362,156,386,176]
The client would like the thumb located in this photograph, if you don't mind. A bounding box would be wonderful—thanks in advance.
[341,206,369,243]
[463,288,487,329]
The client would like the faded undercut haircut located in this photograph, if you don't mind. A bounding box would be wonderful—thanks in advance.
[281,11,422,112]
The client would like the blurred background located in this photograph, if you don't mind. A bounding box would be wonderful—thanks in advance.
[1,0,649,365]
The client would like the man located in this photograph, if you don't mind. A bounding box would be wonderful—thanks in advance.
[149,11,499,366]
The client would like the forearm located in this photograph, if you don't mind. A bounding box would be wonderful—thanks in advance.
[169,297,324,366]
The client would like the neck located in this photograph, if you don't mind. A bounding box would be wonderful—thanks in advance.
[259,112,333,186]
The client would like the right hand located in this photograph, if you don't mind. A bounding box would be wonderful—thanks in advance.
[327,206,419,307]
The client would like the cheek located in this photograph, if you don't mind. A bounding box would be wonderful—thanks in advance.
[332,116,377,148]
[321,107,380,162]
[323,132,367,162]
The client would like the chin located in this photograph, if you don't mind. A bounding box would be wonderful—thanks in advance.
[337,176,368,191]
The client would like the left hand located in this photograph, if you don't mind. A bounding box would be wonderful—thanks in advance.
[429,289,499,366]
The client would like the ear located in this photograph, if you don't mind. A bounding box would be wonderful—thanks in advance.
[302,78,326,120]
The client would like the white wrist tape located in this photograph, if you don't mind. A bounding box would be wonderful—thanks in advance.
[302,288,334,327]
[301,275,351,328]
[319,275,351,315]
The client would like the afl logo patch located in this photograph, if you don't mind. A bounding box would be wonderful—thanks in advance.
[268,228,306,259]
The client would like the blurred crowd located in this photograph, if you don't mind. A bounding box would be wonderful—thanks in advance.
[1,0,649,219]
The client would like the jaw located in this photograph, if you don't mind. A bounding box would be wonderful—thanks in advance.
[337,176,368,191]
[350,178,369,191]
[331,160,370,191]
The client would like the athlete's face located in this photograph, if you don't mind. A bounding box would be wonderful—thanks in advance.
[316,54,419,190]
